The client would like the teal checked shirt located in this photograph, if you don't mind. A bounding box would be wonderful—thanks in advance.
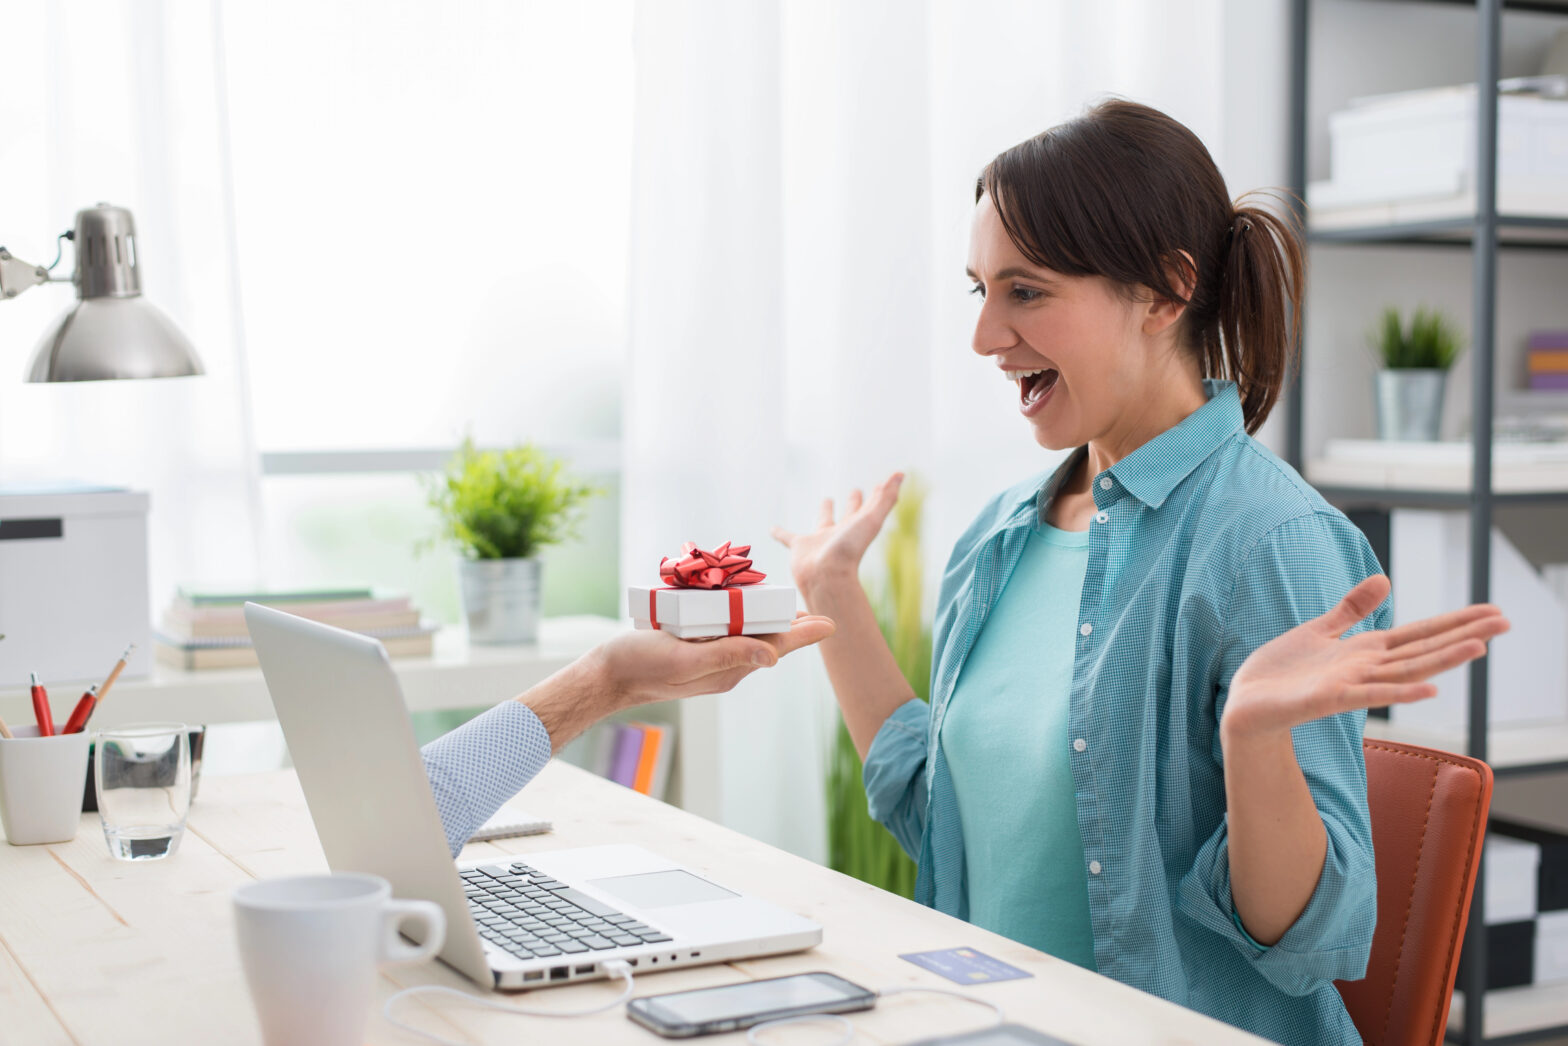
[863,381,1386,1046]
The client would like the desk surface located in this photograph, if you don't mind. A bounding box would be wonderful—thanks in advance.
[0,762,1266,1045]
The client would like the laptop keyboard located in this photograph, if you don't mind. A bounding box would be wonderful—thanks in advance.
[461,861,673,961]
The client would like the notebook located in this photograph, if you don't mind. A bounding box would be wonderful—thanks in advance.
[466,808,552,843]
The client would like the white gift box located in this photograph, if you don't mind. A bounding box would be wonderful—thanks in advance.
[628,584,796,640]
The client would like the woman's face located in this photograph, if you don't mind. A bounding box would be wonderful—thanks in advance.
[966,193,1161,453]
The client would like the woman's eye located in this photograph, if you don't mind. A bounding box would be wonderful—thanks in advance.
[968,283,985,300]
[1010,286,1042,303]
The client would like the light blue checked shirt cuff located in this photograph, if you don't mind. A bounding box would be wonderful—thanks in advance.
[421,700,554,857]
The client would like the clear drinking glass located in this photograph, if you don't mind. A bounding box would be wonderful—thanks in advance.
[94,723,192,861]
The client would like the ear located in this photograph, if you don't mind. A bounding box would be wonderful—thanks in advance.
[1141,250,1196,337]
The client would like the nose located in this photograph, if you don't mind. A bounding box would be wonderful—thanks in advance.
[971,295,1017,359]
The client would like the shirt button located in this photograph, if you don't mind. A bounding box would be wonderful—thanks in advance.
[1079,622,1093,637]
[1089,860,1103,876]
[1073,738,1087,753]
[1098,476,1113,491]
[1094,511,1108,524]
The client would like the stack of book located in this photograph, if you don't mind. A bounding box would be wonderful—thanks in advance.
[579,721,676,801]
[155,586,436,670]
[1530,330,1568,391]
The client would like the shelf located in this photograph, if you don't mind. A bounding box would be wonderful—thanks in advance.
[0,615,625,728]
[1314,486,1568,509]
[1364,718,1568,776]
[1309,214,1568,250]
[1449,983,1568,1044]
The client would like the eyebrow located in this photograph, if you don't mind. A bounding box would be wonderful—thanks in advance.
[965,266,1051,283]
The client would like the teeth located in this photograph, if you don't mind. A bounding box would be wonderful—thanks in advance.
[1004,367,1051,381]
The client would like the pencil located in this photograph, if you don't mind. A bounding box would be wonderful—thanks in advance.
[95,643,135,704]
[0,712,12,740]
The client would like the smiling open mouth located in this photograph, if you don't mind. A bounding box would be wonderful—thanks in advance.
[1017,367,1059,409]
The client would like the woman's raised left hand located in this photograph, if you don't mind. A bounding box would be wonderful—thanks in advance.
[1221,574,1510,745]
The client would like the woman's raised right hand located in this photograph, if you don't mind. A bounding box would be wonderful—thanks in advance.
[770,472,905,595]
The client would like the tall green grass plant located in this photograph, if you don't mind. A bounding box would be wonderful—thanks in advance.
[825,477,929,898]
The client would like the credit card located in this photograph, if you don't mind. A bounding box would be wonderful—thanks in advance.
[899,946,1033,984]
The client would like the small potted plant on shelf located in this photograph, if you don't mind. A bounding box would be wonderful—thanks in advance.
[425,438,600,645]
[1373,305,1464,442]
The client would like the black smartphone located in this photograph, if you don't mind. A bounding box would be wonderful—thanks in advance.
[626,971,877,1037]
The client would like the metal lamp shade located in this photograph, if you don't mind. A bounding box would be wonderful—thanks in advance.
[23,203,204,383]
[27,296,204,382]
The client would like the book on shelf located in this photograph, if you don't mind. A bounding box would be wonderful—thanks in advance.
[596,721,676,801]
[155,627,436,670]
[175,585,377,607]
[161,601,419,640]
[1530,331,1568,392]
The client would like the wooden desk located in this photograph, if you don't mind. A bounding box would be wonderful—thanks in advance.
[0,763,1266,1045]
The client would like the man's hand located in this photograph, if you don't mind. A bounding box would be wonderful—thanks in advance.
[518,613,836,752]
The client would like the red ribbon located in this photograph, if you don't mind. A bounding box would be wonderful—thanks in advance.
[650,541,764,636]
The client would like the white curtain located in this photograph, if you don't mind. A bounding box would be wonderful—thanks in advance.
[623,0,1292,860]
[0,1,261,606]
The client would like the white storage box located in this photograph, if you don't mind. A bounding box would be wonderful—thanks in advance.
[1309,85,1568,221]
[1487,835,1542,925]
[1388,509,1568,731]
[0,488,153,687]
[1538,910,1568,984]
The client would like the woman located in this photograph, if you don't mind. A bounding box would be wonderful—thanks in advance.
[772,100,1508,1044]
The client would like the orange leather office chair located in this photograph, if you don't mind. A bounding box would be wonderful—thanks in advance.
[1336,740,1494,1046]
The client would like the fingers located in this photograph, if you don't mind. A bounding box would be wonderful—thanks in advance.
[1319,574,1391,636]
[1339,682,1438,708]
[770,525,795,548]
[847,489,864,515]
[817,498,835,530]
[675,616,836,678]
[1382,612,1511,664]
[1367,638,1488,684]
[759,615,836,658]
[1380,603,1508,651]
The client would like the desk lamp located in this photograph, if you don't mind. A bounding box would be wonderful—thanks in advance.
[0,203,204,381]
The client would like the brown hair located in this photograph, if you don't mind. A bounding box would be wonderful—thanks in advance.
[975,99,1302,435]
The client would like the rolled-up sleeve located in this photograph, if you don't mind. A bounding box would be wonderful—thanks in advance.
[421,700,554,857]
[863,698,932,861]
[1176,511,1384,996]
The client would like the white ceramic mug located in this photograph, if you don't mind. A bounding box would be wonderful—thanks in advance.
[0,726,92,845]
[233,872,446,1046]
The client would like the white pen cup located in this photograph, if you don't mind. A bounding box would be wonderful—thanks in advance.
[233,872,446,1046]
[0,726,92,845]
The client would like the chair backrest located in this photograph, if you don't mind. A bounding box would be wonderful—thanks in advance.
[1336,739,1494,1046]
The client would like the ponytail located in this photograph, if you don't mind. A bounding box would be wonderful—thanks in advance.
[1213,196,1303,435]
[978,101,1304,435]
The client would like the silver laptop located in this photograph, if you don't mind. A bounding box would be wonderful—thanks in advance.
[244,602,822,990]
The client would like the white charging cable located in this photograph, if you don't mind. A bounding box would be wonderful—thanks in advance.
[385,964,1004,1046]
[382,959,636,1045]
[744,985,1007,1045]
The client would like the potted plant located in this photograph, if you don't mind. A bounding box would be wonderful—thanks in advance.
[425,438,599,644]
[1373,306,1464,441]
[825,476,925,899]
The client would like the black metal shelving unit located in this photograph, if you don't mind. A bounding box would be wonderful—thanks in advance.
[1287,1,1568,1043]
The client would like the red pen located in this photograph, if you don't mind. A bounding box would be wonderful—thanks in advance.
[29,672,54,737]
[61,685,98,735]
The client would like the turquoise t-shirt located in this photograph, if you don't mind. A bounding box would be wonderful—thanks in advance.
[939,520,1096,970]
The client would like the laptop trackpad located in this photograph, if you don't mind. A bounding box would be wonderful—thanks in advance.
[590,869,738,908]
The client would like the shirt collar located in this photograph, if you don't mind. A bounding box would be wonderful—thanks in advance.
[1028,379,1245,521]
[1109,380,1244,509]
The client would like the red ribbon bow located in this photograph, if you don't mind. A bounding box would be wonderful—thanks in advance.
[650,542,765,636]
[658,541,766,589]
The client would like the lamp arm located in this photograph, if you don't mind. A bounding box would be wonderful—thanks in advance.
[0,247,51,300]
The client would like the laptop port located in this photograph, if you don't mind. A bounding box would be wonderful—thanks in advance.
[628,959,638,967]
[691,951,701,958]
[550,967,569,981]
[523,971,544,982]
[575,965,594,975]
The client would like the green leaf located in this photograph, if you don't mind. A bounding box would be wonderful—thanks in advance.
[1373,305,1464,370]
[421,437,603,561]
